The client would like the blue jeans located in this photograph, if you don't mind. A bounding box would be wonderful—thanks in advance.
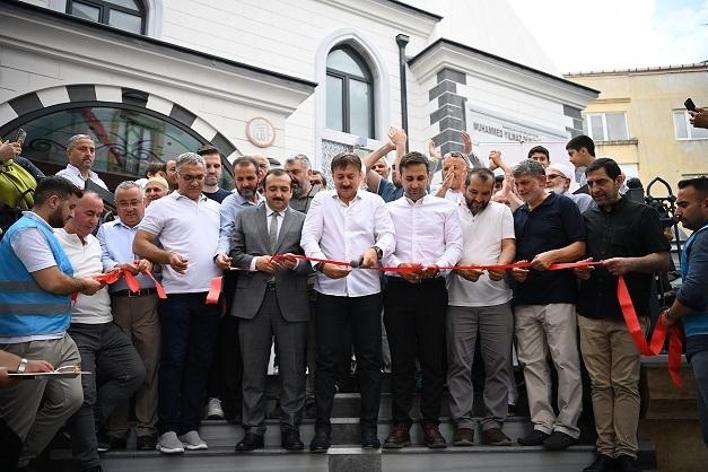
[690,349,708,446]
[158,293,220,434]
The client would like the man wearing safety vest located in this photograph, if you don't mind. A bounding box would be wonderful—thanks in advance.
[663,176,708,447]
[0,176,103,470]
[574,158,669,472]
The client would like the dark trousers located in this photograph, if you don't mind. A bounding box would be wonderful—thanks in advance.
[315,293,382,431]
[158,293,220,434]
[384,277,447,426]
[67,322,145,469]
[691,349,708,446]
[0,418,20,470]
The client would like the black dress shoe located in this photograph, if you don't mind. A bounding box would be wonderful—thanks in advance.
[281,428,304,451]
[616,454,642,472]
[235,433,264,452]
[543,431,577,450]
[309,430,331,454]
[518,429,550,446]
[361,428,380,449]
[136,435,157,451]
[584,454,617,472]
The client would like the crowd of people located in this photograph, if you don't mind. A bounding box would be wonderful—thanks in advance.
[0,122,706,472]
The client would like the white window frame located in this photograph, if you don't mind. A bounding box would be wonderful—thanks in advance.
[673,109,708,141]
[583,112,630,141]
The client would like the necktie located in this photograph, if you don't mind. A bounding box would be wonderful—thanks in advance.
[269,212,279,253]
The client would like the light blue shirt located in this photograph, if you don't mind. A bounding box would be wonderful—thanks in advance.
[97,219,155,292]
[217,191,262,254]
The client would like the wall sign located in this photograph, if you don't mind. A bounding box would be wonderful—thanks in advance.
[246,117,275,148]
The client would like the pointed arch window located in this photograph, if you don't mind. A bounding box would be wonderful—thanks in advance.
[326,45,375,139]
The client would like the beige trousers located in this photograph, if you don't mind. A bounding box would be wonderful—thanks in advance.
[515,303,583,438]
[578,315,646,458]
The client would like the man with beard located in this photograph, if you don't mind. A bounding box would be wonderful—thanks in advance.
[56,135,108,190]
[0,177,103,470]
[210,156,263,423]
[663,176,708,447]
[285,154,320,214]
[545,164,594,213]
[447,167,516,447]
[197,145,231,203]
[364,127,406,203]
[382,152,462,449]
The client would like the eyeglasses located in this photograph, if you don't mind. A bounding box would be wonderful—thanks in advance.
[179,174,205,182]
[546,174,563,179]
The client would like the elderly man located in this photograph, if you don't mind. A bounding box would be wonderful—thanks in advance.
[133,152,226,454]
[435,152,469,203]
[164,159,177,191]
[254,155,270,190]
[447,168,516,447]
[231,169,312,452]
[197,145,231,203]
[382,152,462,449]
[285,154,320,213]
[56,192,145,470]
[301,152,395,453]
[0,177,101,470]
[144,176,169,206]
[98,182,161,451]
[546,163,594,213]
[56,135,108,190]
[575,159,669,472]
[510,159,586,450]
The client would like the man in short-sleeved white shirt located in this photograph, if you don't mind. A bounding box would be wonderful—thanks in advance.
[133,152,227,454]
[55,135,108,191]
[446,168,517,447]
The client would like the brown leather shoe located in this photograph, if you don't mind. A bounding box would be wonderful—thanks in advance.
[383,424,411,449]
[453,427,475,446]
[422,423,447,449]
[481,427,511,446]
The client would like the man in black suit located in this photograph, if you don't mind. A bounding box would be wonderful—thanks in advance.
[230,168,312,451]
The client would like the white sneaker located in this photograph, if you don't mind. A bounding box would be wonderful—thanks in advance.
[179,430,208,450]
[206,397,224,419]
[157,431,184,454]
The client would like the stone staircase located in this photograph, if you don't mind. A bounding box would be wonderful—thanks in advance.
[48,378,658,472]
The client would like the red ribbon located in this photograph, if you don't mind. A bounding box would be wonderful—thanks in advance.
[206,276,223,305]
[70,266,166,301]
[616,275,683,386]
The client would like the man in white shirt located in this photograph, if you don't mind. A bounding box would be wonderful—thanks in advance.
[55,135,108,191]
[133,152,227,454]
[381,152,463,450]
[447,168,516,447]
[434,151,469,203]
[56,191,144,471]
[300,152,395,453]
[546,163,594,214]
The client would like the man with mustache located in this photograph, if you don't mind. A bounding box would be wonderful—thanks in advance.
[285,154,320,214]
[575,158,669,472]
[0,177,101,470]
[98,181,161,451]
[447,167,516,447]
[230,168,312,452]
[301,152,395,453]
[56,135,108,190]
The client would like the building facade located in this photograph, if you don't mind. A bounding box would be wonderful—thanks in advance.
[1,0,597,188]
[566,63,708,191]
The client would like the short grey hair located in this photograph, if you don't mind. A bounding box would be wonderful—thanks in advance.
[115,180,143,198]
[285,154,312,169]
[66,134,94,151]
[175,152,205,171]
[512,159,546,179]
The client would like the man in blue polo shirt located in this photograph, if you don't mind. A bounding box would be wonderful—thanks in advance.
[510,159,586,451]
[0,176,103,470]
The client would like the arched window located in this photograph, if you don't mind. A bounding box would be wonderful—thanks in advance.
[326,45,375,139]
[67,0,146,35]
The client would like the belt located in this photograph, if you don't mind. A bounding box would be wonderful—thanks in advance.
[112,287,158,297]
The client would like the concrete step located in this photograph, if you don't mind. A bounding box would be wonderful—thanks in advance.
[50,443,657,472]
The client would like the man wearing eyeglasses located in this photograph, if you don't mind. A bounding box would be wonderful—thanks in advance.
[133,152,227,454]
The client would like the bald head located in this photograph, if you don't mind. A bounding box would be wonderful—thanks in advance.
[65,191,104,238]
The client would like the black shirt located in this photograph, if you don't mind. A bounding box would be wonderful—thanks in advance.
[577,196,668,320]
[513,192,586,305]
[203,188,232,204]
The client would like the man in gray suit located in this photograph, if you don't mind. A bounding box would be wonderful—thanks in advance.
[229,168,312,452]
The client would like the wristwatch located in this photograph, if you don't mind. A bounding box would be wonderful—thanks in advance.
[16,358,28,374]
[371,246,383,260]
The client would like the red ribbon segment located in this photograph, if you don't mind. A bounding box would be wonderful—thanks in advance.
[70,266,166,301]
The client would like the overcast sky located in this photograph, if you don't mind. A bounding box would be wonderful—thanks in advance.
[506,0,708,73]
